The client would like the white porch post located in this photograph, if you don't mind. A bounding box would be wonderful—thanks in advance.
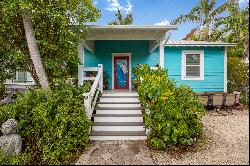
[224,47,227,92]
[159,39,165,68]
[98,64,103,93]
[78,42,84,86]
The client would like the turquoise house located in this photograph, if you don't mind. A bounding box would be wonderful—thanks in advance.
[76,25,236,92]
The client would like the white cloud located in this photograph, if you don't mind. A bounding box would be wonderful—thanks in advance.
[154,19,170,25]
[93,1,98,5]
[106,0,133,13]
[239,0,248,4]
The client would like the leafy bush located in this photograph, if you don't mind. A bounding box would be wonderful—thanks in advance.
[133,64,205,150]
[227,57,249,106]
[227,57,249,93]
[0,82,91,164]
[0,149,31,165]
[0,84,5,100]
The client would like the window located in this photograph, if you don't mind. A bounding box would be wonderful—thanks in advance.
[182,50,204,80]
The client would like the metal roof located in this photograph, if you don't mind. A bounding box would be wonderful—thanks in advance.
[165,40,237,47]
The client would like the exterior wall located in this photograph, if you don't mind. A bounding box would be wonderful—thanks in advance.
[84,40,159,89]
[164,47,225,92]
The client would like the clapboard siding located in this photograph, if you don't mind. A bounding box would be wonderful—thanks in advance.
[165,47,225,92]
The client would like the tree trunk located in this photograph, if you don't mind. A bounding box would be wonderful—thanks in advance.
[205,13,209,41]
[243,36,249,62]
[22,10,50,89]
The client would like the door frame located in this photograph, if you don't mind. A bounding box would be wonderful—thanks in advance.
[112,53,132,91]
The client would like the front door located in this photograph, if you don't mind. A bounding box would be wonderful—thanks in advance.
[114,56,129,90]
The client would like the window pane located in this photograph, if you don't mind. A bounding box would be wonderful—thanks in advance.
[186,54,200,65]
[15,71,27,82]
[186,66,200,77]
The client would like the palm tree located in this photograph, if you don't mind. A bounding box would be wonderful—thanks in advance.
[22,9,49,89]
[214,1,249,60]
[108,9,133,25]
[171,0,228,41]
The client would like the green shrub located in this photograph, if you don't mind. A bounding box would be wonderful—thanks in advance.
[0,84,5,100]
[227,57,249,106]
[0,149,31,165]
[0,82,91,164]
[133,64,205,150]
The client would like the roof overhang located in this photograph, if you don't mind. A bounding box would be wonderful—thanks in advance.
[83,25,177,53]
[165,40,237,47]
[86,25,178,40]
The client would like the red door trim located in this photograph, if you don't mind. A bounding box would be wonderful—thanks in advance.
[114,56,129,90]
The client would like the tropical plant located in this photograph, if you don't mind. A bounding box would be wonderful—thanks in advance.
[103,70,111,90]
[214,2,249,59]
[108,8,133,25]
[171,0,228,41]
[133,64,205,150]
[227,57,249,93]
[0,0,100,86]
[0,82,92,164]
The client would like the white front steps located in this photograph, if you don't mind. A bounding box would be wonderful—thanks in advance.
[89,92,147,141]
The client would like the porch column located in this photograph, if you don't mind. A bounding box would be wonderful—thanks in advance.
[78,42,84,86]
[159,39,165,68]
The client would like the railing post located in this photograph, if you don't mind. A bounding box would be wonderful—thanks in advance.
[98,64,103,93]
[83,93,92,119]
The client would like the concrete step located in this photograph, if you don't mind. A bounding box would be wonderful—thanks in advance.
[93,114,143,122]
[95,109,142,114]
[92,122,145,131]
[89,131,147,140]
[102,93,139,97]
[92,125,145,131]
[93,122,145,126]
[97,103,141,108]
[96,107,142,110]
[99,97,140,103]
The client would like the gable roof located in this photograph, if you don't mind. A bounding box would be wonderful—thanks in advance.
[165,40,237,47]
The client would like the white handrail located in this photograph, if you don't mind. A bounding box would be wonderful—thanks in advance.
[83,64,103,119]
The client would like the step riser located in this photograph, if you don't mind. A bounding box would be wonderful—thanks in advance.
[96,110,142,114]
[98,104,141,108]
[94,117,143,122]
[99,98,139,103]
[89,136,147,141]
[102,93,139,97]
[92,126,145,131]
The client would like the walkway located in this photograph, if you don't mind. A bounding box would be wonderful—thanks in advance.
[75,140,155,165]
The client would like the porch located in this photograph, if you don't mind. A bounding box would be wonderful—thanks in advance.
[78,25,178,91]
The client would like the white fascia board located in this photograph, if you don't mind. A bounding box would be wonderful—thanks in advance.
[87,25,178,30]
[165,44,237,47]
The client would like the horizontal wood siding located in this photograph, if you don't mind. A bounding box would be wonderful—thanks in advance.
[164,47,225,92]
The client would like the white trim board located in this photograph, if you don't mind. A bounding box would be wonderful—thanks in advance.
[181,50,204,80]
[224,47,227,92]
[112,53,132,91]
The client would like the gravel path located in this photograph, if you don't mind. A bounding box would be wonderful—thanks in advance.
[75,140,154,165]
[151,109,249,165]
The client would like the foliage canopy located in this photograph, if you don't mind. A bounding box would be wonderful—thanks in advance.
[0,0,100,85]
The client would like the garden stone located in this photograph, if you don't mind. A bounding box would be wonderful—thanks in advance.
[0,119,22,155]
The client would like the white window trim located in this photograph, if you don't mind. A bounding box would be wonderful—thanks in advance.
[181,50,204,80]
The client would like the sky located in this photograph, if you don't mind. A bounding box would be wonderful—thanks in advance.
[89,0,249,40]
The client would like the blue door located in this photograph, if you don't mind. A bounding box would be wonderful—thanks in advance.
[114,56,129,90]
